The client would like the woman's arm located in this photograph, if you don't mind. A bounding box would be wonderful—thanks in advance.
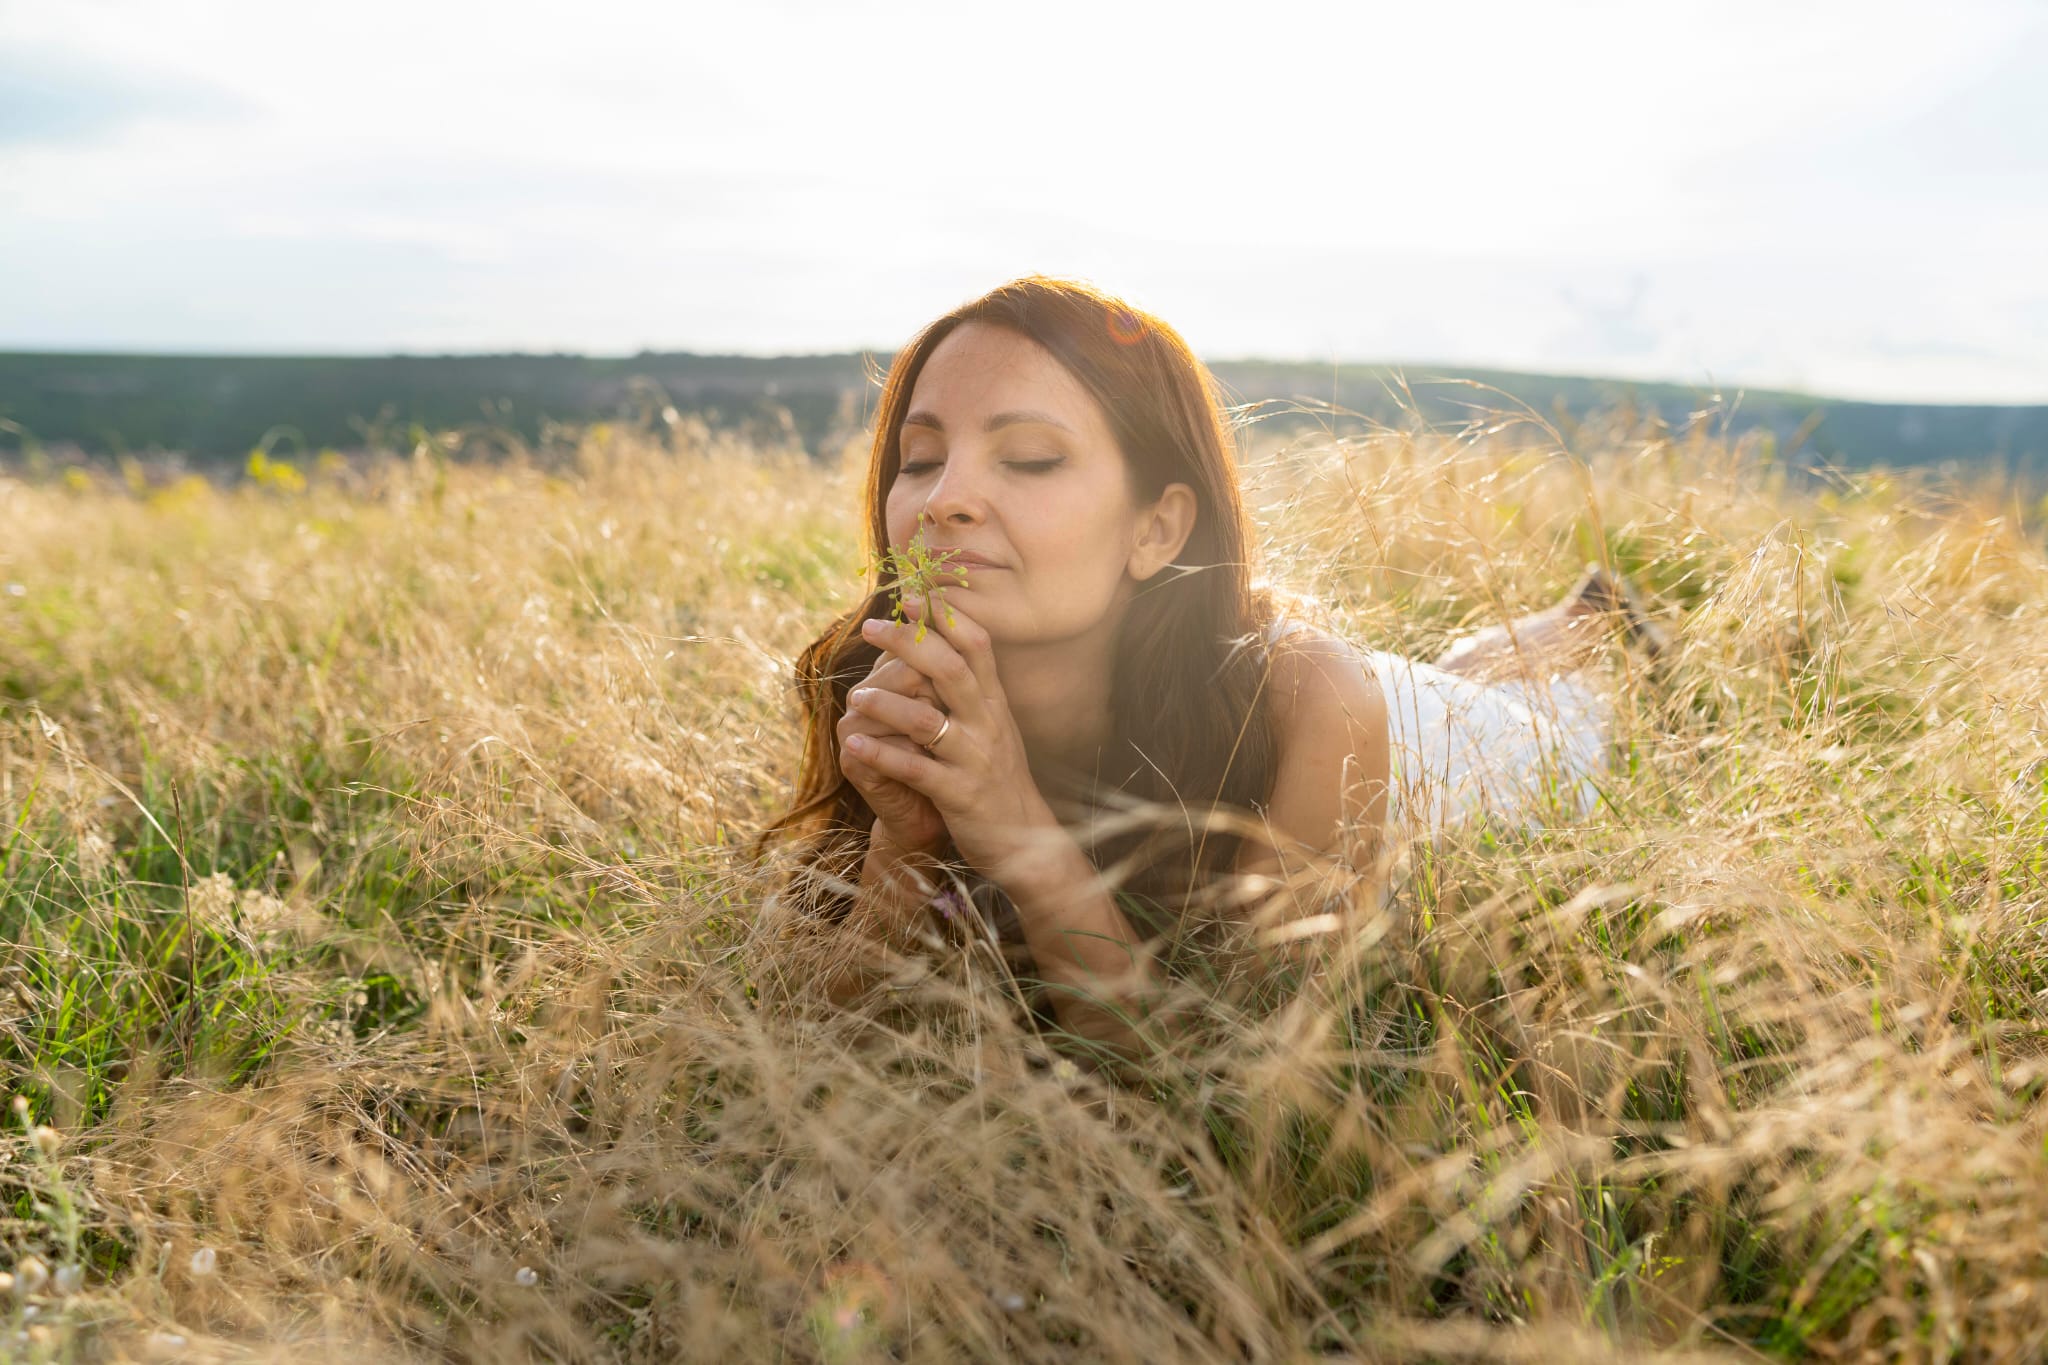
[812,627,1387,1040]
[1233,631,1392,957]
[814,821,948,1009]
[808,811,1165,1067]
[841,606,1182,1065]
[998,632,1390,1058]
[986,814,1171,1068]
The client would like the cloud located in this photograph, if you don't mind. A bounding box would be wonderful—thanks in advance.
[0,3,2042,400]
[0,45,246,147]
[1552,275,1665,361]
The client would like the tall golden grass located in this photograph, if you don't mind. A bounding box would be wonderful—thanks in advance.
[2,406,2045,1362]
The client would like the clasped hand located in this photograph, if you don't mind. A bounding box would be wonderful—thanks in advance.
[834,597,1056,882]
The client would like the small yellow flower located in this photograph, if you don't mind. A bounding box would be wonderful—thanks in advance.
[870,515,965,643]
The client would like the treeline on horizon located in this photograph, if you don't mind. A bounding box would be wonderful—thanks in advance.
[3,349,2046,477]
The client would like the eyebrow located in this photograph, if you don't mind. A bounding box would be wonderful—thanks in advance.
[900,408,1075,435]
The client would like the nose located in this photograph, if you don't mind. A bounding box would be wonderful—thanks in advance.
[920,458,987,527]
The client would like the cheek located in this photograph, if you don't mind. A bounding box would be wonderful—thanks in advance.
[1028,509,1128,591]
[881,489,916,550]
[1057,489,1134,565]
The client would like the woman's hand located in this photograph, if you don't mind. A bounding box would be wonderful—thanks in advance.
[843,598,1060,886]
[836,645,949,856]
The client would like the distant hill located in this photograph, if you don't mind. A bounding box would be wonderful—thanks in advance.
[2,350,2044,477]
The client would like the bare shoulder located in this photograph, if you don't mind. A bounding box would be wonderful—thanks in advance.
[1235,622,1391,878]
[1265,625,1387,740]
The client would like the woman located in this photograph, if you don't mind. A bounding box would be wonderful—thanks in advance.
[757,276,1650,1064]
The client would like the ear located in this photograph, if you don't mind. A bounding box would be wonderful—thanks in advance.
[1128,482,1197,582]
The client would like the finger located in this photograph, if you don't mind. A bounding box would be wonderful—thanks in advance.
[861,616,984,722]
[863,654,938,703]
[839,710,922,764]
[847,686,951,750]
[838,746,886,793]
[845,731,949,796]
[838,709,899,748]
[838,735,921,798]
[839,683,933,746]
[901,594,1002,702]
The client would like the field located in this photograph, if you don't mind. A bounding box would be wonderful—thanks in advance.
[3,407,2047,1362]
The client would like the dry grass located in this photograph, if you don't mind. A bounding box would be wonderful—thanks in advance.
[2,405,2046,1362]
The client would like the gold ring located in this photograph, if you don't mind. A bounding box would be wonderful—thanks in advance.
[923,713,952,755]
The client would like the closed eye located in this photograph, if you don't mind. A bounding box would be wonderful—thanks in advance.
[898,457,1064,476]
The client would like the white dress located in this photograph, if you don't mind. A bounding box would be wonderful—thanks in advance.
[1267,617,1614,832]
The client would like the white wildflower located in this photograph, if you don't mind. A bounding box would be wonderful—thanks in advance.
[186,873,305,948]
[514,1265,538,1287]
[188,1247,217,1276]
[241,888,290,932]
[77,829,115,880]
[52,1264,81,1296]
[186,873,239,933]
[307,1018,351,1049]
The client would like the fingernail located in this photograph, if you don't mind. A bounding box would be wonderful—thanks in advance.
[847,734,869,752]
[849,687,872,706]
[862,617,884,635]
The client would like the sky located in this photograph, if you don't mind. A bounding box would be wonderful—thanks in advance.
[2,0,2044,404]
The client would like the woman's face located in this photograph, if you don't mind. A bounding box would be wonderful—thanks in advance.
[883,322,1188,649]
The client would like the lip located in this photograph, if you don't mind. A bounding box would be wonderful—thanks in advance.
[929,548,1008,571]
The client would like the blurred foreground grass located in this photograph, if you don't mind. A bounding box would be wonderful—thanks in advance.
[2,410,2046,1362]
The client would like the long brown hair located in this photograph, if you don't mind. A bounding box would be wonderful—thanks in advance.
[756,275,1280,930]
